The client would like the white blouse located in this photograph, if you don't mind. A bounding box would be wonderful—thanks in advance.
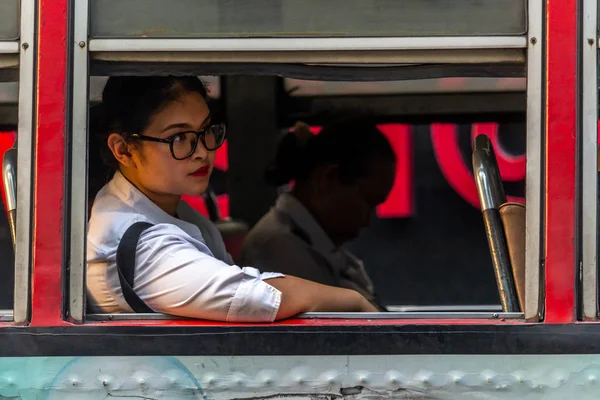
[86,171,282,322]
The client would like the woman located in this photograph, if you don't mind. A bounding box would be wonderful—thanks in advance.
[239,121,397,310]
[86,76,377,322]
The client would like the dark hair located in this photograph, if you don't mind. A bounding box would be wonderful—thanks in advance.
[88,76,208,204]
[93,76,207,170]
[265,119,396,186]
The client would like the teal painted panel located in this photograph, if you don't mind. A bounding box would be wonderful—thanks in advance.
[1,355,600,399]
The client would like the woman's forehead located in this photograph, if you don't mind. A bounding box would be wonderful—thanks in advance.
[149,92,209,131]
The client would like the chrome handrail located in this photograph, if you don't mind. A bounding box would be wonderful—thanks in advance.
[472,134,506,211]
[472,134,520,313]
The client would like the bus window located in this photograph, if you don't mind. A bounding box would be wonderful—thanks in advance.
[0,0,38,325]
[68,0,541,323]
[80,74,531,321]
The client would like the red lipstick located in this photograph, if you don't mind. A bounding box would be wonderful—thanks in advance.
[191,165,210,177]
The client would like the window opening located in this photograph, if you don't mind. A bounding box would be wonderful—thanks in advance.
[83,75,527,322]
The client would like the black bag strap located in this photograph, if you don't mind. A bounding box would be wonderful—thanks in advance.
[116,221,155,313]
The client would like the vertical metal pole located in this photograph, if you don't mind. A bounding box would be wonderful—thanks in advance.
[525,0,544,321]
[68,0,90,323]
[581,0,598,320]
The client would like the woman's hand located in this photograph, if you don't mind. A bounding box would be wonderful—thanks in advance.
[359,297,380,313]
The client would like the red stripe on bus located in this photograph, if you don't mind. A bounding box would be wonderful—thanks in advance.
[30,0,69,326]
[83,318,524,328]
[544,0,577,323]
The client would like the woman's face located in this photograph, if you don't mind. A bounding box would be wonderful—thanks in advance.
[126,91,215,198]
[320,158,396,245]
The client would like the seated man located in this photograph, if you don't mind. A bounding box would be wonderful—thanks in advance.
[239,120,397,311]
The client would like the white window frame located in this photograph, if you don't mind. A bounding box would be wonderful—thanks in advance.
[68,0,543,323]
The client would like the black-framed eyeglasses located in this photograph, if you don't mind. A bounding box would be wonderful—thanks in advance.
[129,123,227,160]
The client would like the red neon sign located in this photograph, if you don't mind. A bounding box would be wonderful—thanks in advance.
[431,123,525,209]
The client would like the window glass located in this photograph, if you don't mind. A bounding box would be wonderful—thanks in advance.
[89,0,526,38]
[0,0,19,41]
[0,83,17,311]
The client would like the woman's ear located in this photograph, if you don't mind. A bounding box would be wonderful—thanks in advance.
[314,164,341,194]
[107,133,134,168]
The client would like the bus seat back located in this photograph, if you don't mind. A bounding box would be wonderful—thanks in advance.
[215,219,249,263]
[499,202,526,311]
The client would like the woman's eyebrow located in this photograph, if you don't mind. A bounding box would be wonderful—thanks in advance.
[160,114,211,133]
[160,123,191,133]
